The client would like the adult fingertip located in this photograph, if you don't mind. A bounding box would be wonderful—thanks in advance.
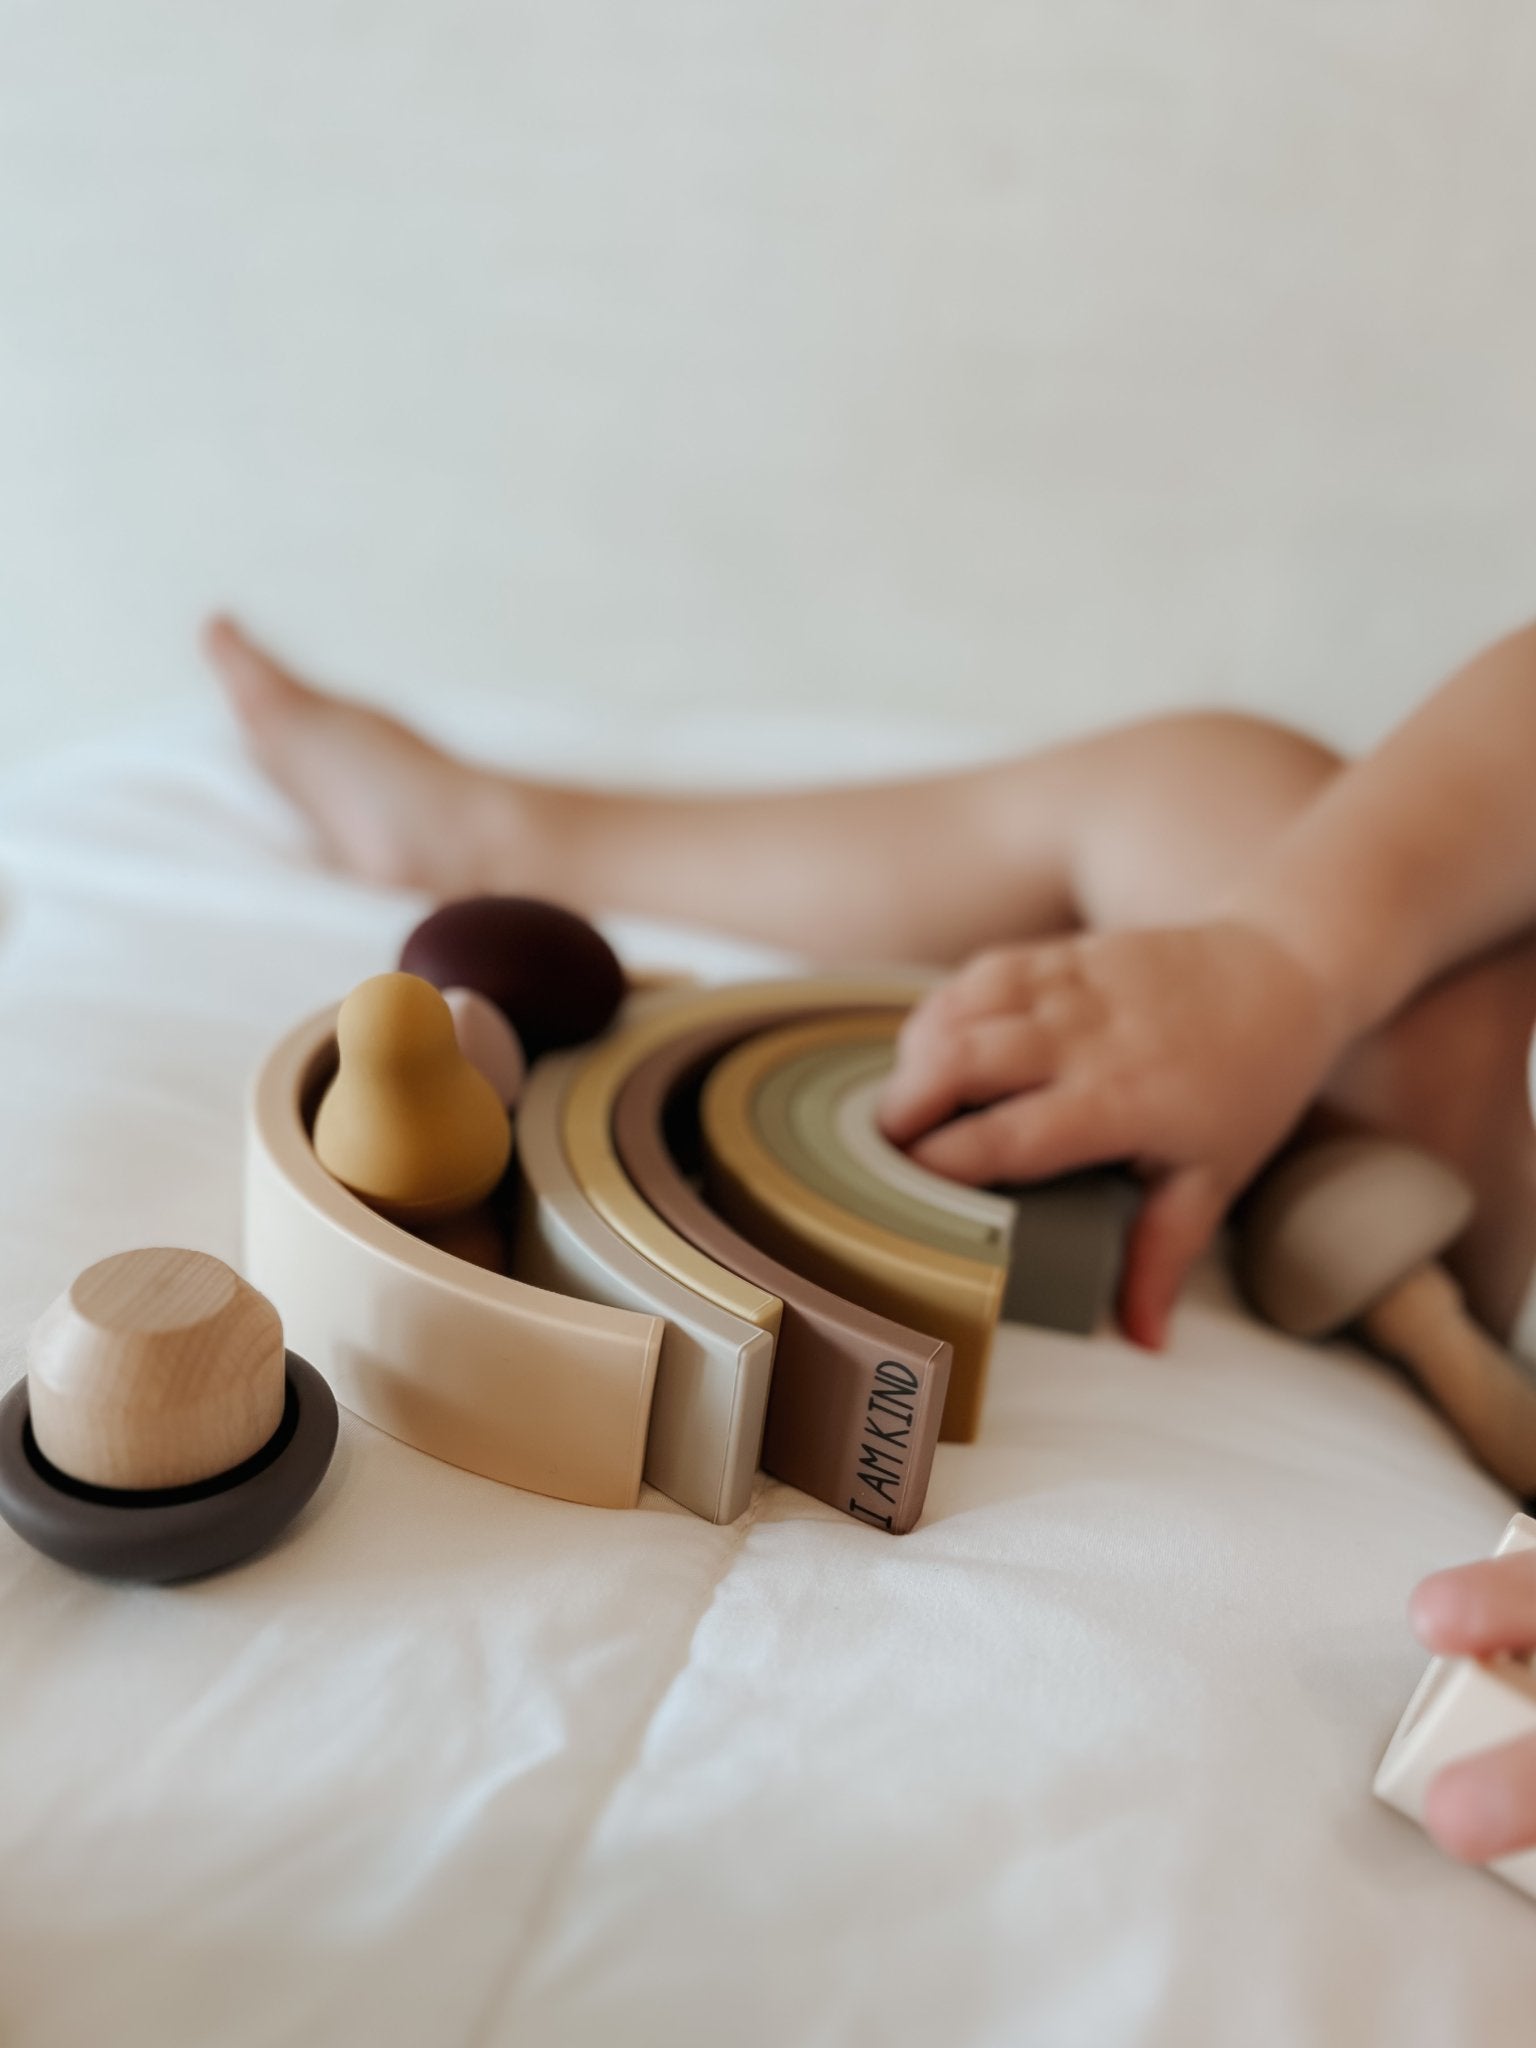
[1408,1573,1454,1647]
[1405,1560,1517,1653]
[1423,1763,1500,1864]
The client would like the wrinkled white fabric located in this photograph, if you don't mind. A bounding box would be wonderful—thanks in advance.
[0,713,1530,2048]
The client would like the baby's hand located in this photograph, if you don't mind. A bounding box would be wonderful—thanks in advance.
[1410,1552,1536,1864]
[878,920,1341,1346]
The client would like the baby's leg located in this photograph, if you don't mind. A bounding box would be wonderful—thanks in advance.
[559,709,1343,963]
[208,619,1328,962]
[210,616,1076,955]
[207,619,571,901]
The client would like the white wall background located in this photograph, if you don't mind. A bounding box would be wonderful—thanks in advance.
[1,2,1533,771]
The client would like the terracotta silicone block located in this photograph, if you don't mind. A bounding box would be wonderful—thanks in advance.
[612,1012,951,1533]
[245,1006,661,1510]
[1374,1512,1536,1901]
[514,1047,773,1525]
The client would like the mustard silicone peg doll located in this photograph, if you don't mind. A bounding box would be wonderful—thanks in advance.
[313,973,512,1224]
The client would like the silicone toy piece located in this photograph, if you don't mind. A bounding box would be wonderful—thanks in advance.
[443,986,526,1109]
[1375,1512,1536,1902]
[1238,1134,1536,1496]
[313,973,511,1224]
[701,1030,1006,1443]
[612,1012,951,1533]
[557,974,931,1332]
[0,1249,337,1581]
[400,895,625,1060]
[246,1004,661,1509]
[995,1170,1138,1336]
[514,1049,774,1525]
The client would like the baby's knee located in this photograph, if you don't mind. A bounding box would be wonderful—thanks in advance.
[1066,707,1343,930]
[1151,708,1343,795]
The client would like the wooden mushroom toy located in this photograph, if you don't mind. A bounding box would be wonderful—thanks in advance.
[1237,1134,1536,1497]
[0,1248,337,1581]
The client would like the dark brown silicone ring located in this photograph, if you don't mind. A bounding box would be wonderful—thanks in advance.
[0,1352,338,1582]
[612,1009,949,1534]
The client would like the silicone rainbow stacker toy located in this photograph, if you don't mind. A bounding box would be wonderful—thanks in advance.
[0,1248,337,1580]
[610,1008,951,1531]
[247,949,1132,1529]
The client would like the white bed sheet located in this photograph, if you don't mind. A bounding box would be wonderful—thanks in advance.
[0,710,1532,2048]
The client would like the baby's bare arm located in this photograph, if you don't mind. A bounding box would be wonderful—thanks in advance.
[1227,622,1536,1045]
[543,707,1345,964]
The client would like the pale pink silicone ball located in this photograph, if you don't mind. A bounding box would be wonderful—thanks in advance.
[443,986,527,1109]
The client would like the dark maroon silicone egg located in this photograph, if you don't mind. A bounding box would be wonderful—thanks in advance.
[399,896,624,1060]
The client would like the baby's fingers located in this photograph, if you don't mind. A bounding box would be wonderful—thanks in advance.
[906,1083,1115,1188]
[1116,1168,1227,1352]
[907,944,1050,1032]
[1425,1730,1536,1864]
[879,1016,1057,1146]
[1409,1553,1536,1657]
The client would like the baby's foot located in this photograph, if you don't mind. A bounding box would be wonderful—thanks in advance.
[205,617,560,898]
